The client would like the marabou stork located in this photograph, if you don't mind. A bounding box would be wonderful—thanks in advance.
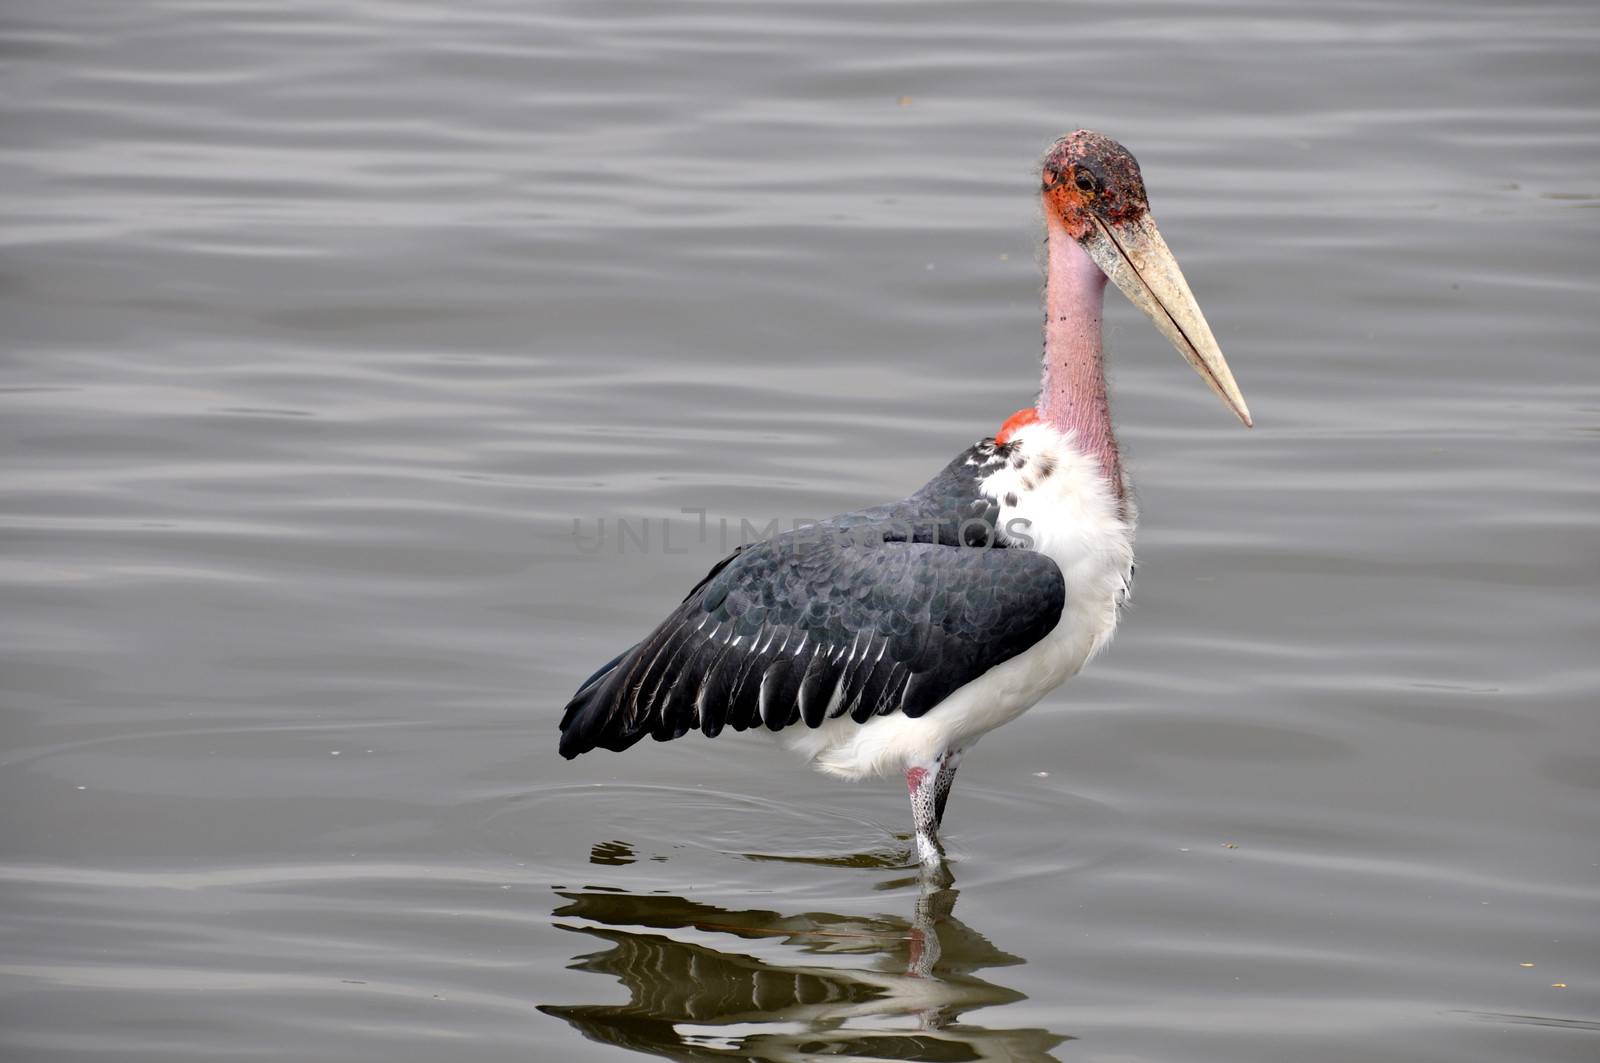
[559,130,1250,871]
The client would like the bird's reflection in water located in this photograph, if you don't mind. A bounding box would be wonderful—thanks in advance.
[540,842,1068,1061]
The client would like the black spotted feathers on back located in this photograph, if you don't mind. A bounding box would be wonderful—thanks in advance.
[557,442,1064,758]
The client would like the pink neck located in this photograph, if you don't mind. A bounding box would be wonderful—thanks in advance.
[1038,213,1121,494]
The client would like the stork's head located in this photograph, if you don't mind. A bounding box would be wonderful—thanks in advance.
[1043,130,1251,427]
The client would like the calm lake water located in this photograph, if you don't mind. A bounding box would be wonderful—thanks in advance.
[3,1,1598,1060]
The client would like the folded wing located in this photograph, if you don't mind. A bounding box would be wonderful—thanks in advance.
[558,531,1064,757]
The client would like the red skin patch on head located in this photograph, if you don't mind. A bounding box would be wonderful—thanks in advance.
[905,766,929,794]
[1040,129,1149,239]
[995,408,1039,444]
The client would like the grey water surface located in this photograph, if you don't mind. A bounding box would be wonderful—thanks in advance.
[3,1,1598,1060]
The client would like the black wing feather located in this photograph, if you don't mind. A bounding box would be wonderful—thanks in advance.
[797,652,840,728]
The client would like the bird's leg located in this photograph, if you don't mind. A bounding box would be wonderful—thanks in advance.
[905,759,942,868]
[932,747,964,830]
[905,751,955,872]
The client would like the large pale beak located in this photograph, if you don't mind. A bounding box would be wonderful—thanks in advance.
[1081,213,1252,427]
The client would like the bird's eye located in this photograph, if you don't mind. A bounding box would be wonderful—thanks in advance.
[1074,170,1098,194]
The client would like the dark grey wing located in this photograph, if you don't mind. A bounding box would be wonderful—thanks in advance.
[558,533,1064,758]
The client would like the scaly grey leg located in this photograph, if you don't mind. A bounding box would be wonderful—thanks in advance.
[932,747,964,829]
[905,758,943,869]
[906,748,964,871]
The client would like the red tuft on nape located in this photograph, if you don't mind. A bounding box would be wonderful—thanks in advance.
[994,407,1040,444]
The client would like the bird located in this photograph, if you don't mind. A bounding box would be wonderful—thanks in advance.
[558,130,1250,872]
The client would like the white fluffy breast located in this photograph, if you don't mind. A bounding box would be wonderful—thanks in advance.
[786,422,1137,780]
[983,420,1136,688]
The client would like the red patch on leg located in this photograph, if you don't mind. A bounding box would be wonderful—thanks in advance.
[995,407,1039,444]
[905,766,929,794]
